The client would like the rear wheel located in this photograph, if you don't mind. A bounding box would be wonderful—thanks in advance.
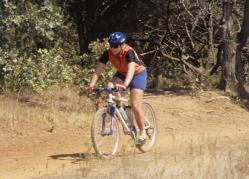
[136,102,157,153]
[91,108,120,159]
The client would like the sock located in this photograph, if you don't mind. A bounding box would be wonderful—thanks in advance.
[140,129,146,138]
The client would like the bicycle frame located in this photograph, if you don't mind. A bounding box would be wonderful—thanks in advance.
[97,88,136,139]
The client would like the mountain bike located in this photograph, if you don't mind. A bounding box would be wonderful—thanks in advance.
[91,88,157,159]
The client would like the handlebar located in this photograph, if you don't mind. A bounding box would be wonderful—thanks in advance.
[93,88,116,94]
[93,88,128,103]
[93,87,126,95]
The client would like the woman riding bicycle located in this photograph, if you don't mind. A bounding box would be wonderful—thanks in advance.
[87,32,147,146]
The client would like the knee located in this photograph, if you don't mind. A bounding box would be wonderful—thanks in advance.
[107,82,114,88]
[131,102,141,112]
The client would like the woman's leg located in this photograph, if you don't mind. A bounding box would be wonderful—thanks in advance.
[107,76,124,88]
[130,88,146,144]
[107,76,125,105]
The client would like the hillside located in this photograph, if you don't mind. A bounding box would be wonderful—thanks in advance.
[0,89,249,179]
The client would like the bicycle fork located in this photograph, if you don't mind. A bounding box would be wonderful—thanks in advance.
[100,105,137,140]
[101,105,115,136]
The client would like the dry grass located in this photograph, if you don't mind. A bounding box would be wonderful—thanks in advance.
[0,85,94,134]
[71,134,249,179]
[1,88,249,179]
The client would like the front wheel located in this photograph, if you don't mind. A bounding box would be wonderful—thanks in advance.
[137,102,157,153]
[91,108,120,159]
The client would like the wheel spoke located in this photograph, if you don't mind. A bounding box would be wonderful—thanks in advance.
[91,108,120,159]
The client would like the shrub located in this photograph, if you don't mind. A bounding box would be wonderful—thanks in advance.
[74,39,115,94]
[2,48,74,93]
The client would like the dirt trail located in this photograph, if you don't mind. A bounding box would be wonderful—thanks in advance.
[1,90,249,179]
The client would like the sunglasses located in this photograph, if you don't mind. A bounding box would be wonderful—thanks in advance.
[110,44,119,48]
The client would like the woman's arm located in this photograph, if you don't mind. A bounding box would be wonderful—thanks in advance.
[124,62,136,87]
[89,62,106,86]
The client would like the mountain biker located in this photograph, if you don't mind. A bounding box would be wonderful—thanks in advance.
[87,32,147,146]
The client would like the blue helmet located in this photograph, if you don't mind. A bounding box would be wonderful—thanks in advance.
[108,32,126,48]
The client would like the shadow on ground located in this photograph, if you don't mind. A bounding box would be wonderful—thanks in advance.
[49,153,96,164]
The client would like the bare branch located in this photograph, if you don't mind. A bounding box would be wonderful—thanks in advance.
[180,0,194,18]
[160,47,204,75]
[181,58,204,75]
[185,22,195,49]
[191,8,204,33]
[140,49,158,56]
[161,50,180,61]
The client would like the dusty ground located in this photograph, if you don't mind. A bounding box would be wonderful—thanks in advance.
[0,90,249,179]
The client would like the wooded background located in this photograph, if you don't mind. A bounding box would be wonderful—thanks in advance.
[0,0,249,99]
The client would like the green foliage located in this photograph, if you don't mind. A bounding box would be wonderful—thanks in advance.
[88,39,109,56]
[0,0,247,94]
[0,0,78,93]
[1,48,74,93]
[74,39,114,93]
[1,0,72,52]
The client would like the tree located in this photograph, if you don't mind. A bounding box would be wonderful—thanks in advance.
[137,0,222,88]
[65,0,135,56]
[235,0,249,97]
[218,0,249,98]
[218,0,238,96]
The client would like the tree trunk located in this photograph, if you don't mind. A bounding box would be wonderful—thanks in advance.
[210,43,223,75]
[75,0,88,56]
[208,0,215,65]
[85,0,99,42]
[219,0,238,96]
[235,0,249,97]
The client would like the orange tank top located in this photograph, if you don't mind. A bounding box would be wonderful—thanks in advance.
[107,44,145,75]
